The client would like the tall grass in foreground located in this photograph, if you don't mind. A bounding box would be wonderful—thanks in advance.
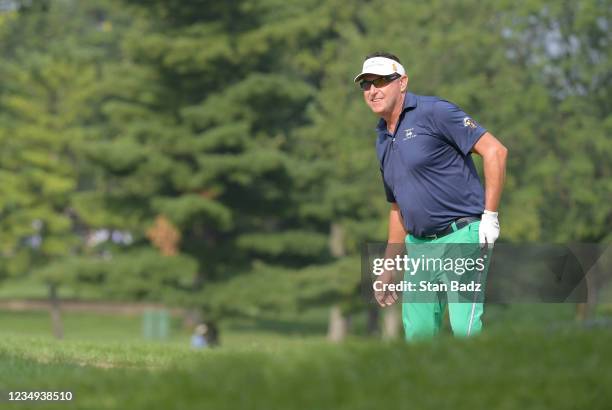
[0,325,610,410]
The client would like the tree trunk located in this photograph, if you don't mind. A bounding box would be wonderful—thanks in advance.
[48,283,64,340]
[575,303,588,321]
[327,305,349,342]
[329,223,346,258]
[573,244,603,322]
[205,320,220,347]
[366,305,379,335]
[382,305,400,340]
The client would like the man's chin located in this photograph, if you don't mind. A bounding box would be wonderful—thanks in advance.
[368,104,386,115]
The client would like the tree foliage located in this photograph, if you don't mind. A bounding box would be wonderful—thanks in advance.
[0,0,609,324]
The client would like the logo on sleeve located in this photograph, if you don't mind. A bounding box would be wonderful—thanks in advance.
[463,117,478,129]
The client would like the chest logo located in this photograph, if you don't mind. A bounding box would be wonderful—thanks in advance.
[463,117,478,129]
[403,128,416,140]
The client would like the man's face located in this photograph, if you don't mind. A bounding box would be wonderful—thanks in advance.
[361,74,407,116]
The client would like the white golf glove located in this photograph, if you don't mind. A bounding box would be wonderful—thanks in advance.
[479,210,500,248]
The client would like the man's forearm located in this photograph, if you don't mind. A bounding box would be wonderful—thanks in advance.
[387,203,407,242]
[383,203,407,275]
[472,132,508,212]
[482,145,507,211]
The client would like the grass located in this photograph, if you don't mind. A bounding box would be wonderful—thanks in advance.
[0,327,610,410]
[0,308,330,348]
[0,305,609,409]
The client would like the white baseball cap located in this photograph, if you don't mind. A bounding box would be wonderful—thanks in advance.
[354,56,406,82]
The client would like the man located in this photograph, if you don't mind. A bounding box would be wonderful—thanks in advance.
[355,52,507,340]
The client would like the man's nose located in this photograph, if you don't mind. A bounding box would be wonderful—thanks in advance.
[368,88,381,99]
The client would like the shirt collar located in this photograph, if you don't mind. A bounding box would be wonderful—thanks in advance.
[403,92,418,110]
[375,92,418,134]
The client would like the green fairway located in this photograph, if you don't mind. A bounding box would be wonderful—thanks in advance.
[0,303,580,341]
[0,308,331,348]
[0,326,609,410]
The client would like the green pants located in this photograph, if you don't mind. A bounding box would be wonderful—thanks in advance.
[402,221,489,340]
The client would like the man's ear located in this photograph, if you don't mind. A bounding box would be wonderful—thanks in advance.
[400,75,408,92]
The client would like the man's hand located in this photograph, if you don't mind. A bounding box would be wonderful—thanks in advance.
[374,270,399,307]
[479,210,500,248]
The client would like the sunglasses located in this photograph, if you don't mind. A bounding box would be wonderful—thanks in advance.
[359,73,401,91]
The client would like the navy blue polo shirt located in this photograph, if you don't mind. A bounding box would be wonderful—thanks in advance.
[376,92,486,237]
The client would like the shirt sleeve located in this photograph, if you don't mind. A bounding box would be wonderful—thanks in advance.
[432,100,487,156]
[380,168,395,202]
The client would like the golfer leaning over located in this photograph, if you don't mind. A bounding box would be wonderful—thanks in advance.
[355,52,507,340]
